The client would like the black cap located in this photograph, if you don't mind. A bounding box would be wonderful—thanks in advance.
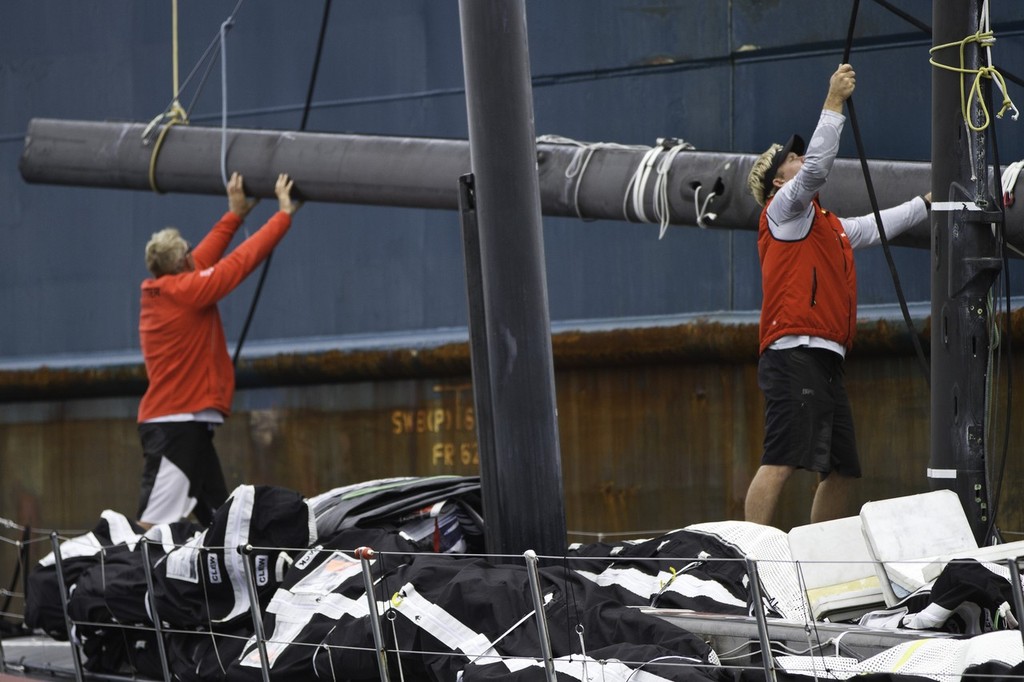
[762,134,805,202]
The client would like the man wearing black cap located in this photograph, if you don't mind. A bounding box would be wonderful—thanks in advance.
[743,63,931,526]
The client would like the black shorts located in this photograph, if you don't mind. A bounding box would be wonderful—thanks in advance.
[137,422,228,526]
[758,347,860,478]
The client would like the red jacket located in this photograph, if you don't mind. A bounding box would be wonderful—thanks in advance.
[758,197,857,355]
[137,211,292,422]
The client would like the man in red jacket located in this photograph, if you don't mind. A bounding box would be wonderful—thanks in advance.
[743,64,930,527]
[136,172,300,529]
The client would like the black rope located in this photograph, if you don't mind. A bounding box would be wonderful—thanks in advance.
[869,0,930,34]
[560,553,583,658]
[843,0,931,385]
[982,74,1013,546]
[233,0,333,367]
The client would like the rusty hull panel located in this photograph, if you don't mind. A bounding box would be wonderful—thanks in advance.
[2,312,1023,563]
[0,310,947,400]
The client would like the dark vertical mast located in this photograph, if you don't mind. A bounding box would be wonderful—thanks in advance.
[930,0,1002,543]
[457,0,568,555]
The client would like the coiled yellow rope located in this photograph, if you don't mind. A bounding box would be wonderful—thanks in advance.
[929,30,1018,133]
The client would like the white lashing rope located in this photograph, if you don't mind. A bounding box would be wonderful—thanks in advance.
[536,134,701,236]
[689,182,719,232]
[629,146,663,224]
[536,135,653,221]
[621,138,695,235]
[1001,160,1024,207]
[653,142,690,238]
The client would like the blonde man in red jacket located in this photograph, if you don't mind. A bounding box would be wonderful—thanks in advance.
[136,172,300,529]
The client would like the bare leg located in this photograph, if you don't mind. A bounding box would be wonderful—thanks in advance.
[744,464,795,526]
[810,472,856,523]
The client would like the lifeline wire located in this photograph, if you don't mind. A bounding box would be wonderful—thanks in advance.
[0,524,30,625]
[842,0,931,385]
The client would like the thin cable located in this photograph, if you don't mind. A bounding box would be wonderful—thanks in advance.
[232,0,332,367]
[299,0,333,133]
[146,1,248,190]
[215,0,247,187]
[174,24,232,123]
[843,0,931,385]
[172,0,181,107]
[652,141,692,238]
[868,0,930,34]
[982,70,1013,546]
[219,16,233,188]
[625,146,662,224]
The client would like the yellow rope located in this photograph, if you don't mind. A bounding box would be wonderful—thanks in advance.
[929,30,1018,132]
[147,117,185,194]
[145,0,190,193]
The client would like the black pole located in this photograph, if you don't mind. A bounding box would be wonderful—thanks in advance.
[457,0,567,556]
[930,0,1003,544]
[457,173,499,547]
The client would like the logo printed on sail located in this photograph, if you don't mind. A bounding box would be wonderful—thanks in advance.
[295,545,323,570]
[207,554,222,584]
[256,555,269,586]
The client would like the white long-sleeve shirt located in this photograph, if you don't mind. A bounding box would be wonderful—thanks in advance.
[767,109,928,247]
[764,109,928,356]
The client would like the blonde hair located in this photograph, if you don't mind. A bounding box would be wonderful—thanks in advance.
[747,143,783,207]
[145,227,188,277]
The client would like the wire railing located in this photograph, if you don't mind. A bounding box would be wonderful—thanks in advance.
[3,516,1024,682]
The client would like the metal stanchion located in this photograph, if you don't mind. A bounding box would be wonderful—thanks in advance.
[140,537,172,681]
[745,557,777,682]
[524,550,557,682]
[49,532,84,682]
[356,546,390,682]
[239,544,272,682]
